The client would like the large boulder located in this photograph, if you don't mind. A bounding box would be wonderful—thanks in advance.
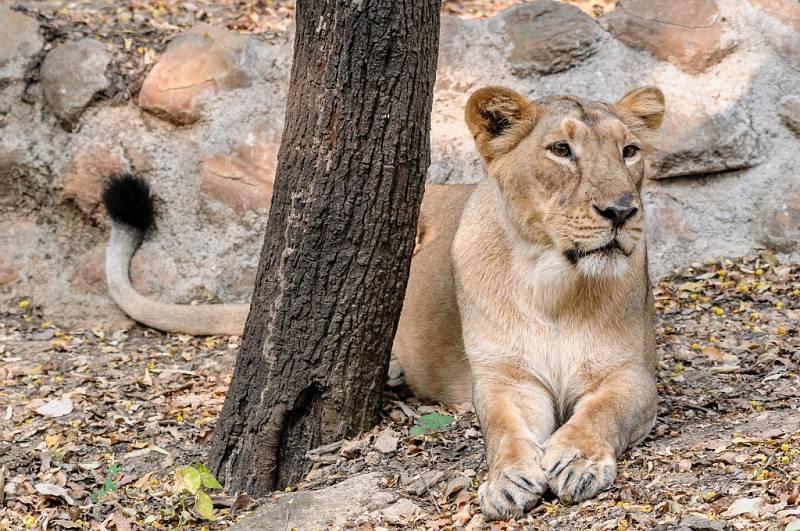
[603,0,737,74]
[0,4,42,81]
[41,39,111,129]
[502,1,604,76]
[138,25,250,125]
[750,0,800,71]
[59,141,155,223]
[200,123,279,213]
[749,0,800,31]
[653,101,762,179]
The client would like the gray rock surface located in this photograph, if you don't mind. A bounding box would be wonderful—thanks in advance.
[41,39,111,128]
[0,4,42,81]
[502,1,604,75]
[779,94,800,137]
[653,101,762,179]
[228,473,399,530]
[1,0,800,326]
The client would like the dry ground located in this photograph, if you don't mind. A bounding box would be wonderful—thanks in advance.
[1,255,799,530]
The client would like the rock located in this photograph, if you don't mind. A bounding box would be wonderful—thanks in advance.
[0,147,23,203]
[759,191,800,252]
[372,429,399,454]
[228,473,397,531]
[200,123,278,213]
[0,5,42,81]
[678,516,729,530]
[646,205,696,251]
[41,39,111,128]
[749,0,800,32]
[406,470,445,496]
[751,0,800,70]
[61,145,127,221]
[130,245,180,297]
[375,498,420,521]
[779,95,800,137]
[503,1,603,75]
[652,102,761,179]
[603,0,737,74]
[71,244,107,295]
[139,25,250,125]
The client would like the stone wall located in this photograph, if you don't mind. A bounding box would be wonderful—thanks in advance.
[1,0,799,327]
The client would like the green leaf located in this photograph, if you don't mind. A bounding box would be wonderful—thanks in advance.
[196,463,223,490]
[409,412,455,437]
[102,479,118,492]
[106,463,120,476]
[175,466,202,495]
[194,491,215,521]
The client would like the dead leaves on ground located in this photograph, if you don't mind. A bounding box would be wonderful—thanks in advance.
[1,254,799,530]
[0,315,242,529]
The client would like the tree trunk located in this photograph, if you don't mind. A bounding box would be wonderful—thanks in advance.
[207,0,441,495]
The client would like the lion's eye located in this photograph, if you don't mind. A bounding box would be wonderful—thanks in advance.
[622,144,640,159]
[549,141,572,158]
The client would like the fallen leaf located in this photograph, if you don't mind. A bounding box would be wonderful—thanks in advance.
[373,429,399,454]
[35,483,75,504]
[724,497,764,517]
[34,397,73,418]
[175,466,202,495]
[195,490,215,521]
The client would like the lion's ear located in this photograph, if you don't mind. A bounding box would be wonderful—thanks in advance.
[465,86,534,163]
[612,86,665,134]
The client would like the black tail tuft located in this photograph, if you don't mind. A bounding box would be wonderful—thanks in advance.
[102,173,155,233]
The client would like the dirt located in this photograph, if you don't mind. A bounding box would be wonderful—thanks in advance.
[1,254,799,530]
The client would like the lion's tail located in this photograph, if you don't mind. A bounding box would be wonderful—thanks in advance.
[103,174,249,336]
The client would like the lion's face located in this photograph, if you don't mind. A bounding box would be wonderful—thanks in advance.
[465,86,665,278]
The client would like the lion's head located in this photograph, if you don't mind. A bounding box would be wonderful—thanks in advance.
[465,86,665,278]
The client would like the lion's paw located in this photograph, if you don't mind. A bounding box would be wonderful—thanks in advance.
[542,426,617,504]
[479,457,547,520]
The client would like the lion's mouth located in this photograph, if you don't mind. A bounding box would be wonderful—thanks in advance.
[564,239,630,265]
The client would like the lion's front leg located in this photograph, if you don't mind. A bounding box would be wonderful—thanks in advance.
[472,362,556,520]
[543,365,657,504]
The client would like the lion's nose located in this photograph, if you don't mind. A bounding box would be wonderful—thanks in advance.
[593,204,638,227]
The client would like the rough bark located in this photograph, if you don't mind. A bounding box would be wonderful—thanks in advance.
[207,0,441,495]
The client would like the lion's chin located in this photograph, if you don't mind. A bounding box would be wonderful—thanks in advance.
[574,252,630,278]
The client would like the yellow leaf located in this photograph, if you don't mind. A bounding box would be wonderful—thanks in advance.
[678,281,703,292]
[175,466,202,495]
[18,299,30,309]
[195,491,215,521]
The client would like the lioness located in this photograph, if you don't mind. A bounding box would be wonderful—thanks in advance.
[103,85,664,520]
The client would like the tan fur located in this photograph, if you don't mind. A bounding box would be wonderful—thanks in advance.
[394,86,664,519]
